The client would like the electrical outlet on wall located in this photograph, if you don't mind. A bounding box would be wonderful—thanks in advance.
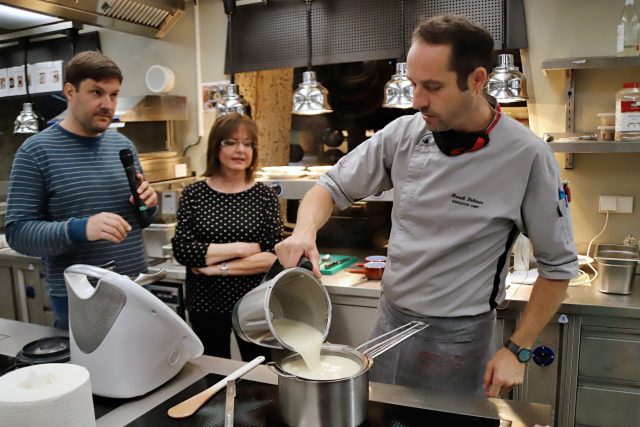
[599,196,634,213]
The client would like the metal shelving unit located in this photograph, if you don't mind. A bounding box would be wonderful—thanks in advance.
[547,140,640,153]
[541,56,640,72]
[541,55,640,168]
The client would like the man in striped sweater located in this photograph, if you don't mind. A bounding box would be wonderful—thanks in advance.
[5,51,158,330]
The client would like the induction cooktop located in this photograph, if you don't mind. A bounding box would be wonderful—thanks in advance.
[125,373,504,427]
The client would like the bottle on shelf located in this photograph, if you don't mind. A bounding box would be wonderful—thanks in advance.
[615,82,640,140]
[617,0,640,56]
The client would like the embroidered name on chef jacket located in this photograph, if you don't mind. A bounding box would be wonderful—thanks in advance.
[450,193,485,209]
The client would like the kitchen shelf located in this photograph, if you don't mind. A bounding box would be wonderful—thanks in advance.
[541,55,640,71]
[548,140,640,153]
[541,55,640,167]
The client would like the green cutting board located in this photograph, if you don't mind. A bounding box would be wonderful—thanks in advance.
[320,254,357,275]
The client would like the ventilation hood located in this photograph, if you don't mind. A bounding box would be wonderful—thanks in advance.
[1,0,184,38]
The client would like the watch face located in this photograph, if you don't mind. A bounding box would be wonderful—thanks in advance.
[518,348,533,362]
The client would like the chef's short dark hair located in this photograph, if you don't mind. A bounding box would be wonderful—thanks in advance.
[64,51,123,88]
[204,113,259,182]
[412,15,494,91]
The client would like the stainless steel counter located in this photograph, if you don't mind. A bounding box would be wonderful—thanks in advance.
[506,274,640,318]
[147,259,640,318]
[0,317,551,427]
[0,246,40,263]
[3,232,640,316]
[6,247,639,318]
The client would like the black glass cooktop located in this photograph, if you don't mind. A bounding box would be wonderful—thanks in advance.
[0,354,18,376]
[125,374,501,427]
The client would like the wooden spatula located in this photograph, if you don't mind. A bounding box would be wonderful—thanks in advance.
[167,356,265,419]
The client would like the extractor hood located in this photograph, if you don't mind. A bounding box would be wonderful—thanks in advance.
[1,0,184,38]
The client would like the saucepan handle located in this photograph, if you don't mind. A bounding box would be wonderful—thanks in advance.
[356,321,429,359]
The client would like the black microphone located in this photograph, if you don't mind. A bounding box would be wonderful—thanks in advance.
[119,149,153,229]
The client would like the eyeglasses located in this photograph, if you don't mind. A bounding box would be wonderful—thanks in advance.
[220,139,256,149]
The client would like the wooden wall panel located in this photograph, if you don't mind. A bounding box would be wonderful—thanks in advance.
[236,68,293,168]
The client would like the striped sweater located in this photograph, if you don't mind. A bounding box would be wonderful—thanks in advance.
[6,123,150,297]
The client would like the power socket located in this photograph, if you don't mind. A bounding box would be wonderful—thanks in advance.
[599,195,634,213]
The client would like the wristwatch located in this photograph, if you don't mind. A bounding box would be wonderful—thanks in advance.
[220,263,229,276]
[504,339,532,363]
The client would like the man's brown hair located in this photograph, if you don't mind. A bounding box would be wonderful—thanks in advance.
[204,113,259,182]
[64,51,123,88]
[412,15,494,90]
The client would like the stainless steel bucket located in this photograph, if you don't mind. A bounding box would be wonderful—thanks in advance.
[232,259,332,349]
[269,321,428,427]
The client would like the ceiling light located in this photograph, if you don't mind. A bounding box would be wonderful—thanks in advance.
[383,0,414,109]
[486,0,528,104]
[14,102,39,134]
[487,53,528,103]
[292,71,332,115]
[383,62,413,109]
[292,0,332,115]
[14,39,42,135]
[214,84,247,116]
[216,0,250,117]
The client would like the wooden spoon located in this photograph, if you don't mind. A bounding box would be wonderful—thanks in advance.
[167,356,265,419]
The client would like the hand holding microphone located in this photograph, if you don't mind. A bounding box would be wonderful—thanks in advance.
[119,149,156,228]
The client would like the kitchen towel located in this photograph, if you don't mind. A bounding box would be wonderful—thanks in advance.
[0,363,96,427]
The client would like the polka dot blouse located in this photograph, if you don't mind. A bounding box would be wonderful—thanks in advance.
[171,180,283,314]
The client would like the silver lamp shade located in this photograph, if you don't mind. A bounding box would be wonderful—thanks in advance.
[486,54,528,103]
[383,62,414,109]
[215,84,247,116]
[14,102,39,134]
[292,71,333,115]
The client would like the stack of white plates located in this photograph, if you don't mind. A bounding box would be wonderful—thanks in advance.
[305,165,332,179]
[260,166,307,179]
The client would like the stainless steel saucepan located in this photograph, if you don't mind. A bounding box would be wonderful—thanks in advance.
[269,320,428,427]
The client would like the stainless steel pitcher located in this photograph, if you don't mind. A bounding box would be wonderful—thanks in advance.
[232,258,332,349]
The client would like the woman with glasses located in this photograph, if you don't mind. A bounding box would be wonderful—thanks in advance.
[172,113,283,360]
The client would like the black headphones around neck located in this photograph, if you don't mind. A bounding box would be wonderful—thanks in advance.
[431,105,501,156]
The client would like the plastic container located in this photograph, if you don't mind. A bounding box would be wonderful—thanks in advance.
[598,125,615,141]
[145,65,175,93]
[597,112,616,126]
[595,244,640,295]
[615,82,640,140]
